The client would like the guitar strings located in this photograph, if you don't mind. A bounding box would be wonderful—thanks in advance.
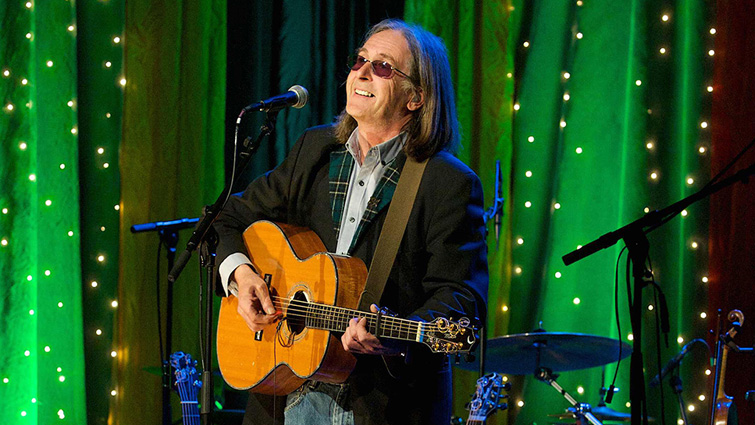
[265,295,454,342]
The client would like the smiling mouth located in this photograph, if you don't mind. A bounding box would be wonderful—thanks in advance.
[355,89,375,98]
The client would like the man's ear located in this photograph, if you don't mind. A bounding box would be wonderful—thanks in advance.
[407,88,424,111]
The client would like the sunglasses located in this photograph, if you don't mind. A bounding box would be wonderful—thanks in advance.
[349,55,415,83]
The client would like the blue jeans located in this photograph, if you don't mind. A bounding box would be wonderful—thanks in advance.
[284,382,354,425]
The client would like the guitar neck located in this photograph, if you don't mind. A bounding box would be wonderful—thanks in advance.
[301,302,423,343]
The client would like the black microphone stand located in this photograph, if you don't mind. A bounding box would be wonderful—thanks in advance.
[168,111,279,425]
[130,218,200,425]
[562,161,755,425]
[669,373,689,425]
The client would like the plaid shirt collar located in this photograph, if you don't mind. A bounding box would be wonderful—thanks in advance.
[329,129,407,253]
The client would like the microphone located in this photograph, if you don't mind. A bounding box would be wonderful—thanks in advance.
[649,339,704,387]
[243,85,308,113]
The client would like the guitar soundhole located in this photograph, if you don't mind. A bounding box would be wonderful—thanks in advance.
[286,290,309,336]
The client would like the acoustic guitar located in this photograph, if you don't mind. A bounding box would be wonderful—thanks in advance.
[170,351,200,425]
[216,220,478,395]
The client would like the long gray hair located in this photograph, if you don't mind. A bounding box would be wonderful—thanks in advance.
[335,19,460,161]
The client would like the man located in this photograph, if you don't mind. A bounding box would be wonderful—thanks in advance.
[214,19,488,425]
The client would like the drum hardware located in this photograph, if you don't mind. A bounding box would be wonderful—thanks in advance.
[537,367,604,425]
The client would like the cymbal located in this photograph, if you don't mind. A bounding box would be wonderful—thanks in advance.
[550,405,631,422]
[457,332,631,375]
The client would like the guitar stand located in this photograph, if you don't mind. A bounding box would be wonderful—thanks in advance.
[535,367,604,425]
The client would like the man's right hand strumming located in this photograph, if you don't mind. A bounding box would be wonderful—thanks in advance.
[233,264,281,332]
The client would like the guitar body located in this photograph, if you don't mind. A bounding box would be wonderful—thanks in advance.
[217,221,366,395]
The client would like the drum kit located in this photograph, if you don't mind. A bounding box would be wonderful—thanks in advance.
[459,328,648,424]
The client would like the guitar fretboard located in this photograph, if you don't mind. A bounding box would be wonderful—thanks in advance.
[283,298,426,343]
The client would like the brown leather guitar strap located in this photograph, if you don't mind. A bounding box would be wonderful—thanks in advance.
[358,156,428,311]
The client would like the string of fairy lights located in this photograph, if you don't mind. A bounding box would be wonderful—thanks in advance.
[503,0,715,418]
[1,0,124,422]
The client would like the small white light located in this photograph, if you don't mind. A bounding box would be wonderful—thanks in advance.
[577,245,582,249]
[29,174,36,181]
[577,0,583,5]
[113,36,121,44]
[59,375,65,382]
[24,350,30,356]
[575,147,582,154]
[97,255,105,262]
[3,378,9,383]
[705,369,711,375]
[31,398,36,403]
[708,50,715,56]
[646,141,654,150]
[106,112,112,118]
[6,104,14,111]
[58,410,65,419]
[513,103,520,111]
[648,304,655,311]
[67,100,74,107]
[517,238,524,245]
[1,239,7,247]
[573,297,581,305]
[681,209,688,217]
[45,200,52,206]
[554,203,561,209]
[119,78,127,86]
[501,305,509,312]
[91,281,98,288]
[27,275,33,281]
[103,162,110,169]
[524,201,532,208]
[44,270,51,276]
[60,163,66,169]
[707,85,714,93]
[114,204,120,211]
[25,1,32,8]
[517,400,525,407]
[100,226,106,231]
[628,333,634,341]
[29,310,34,315]
[111,300,118,308]
[105,61,112,68]
[21,78,28,85]
[523,41,530,48]
[677,336,684,344]
[710,28,716,35]
[688,405,695,412]
[701,121,708,129]
[46,60,53,67]
[691,242,698,249]
[21,411,27,417]
[687,177,694,185]
[560,120,567,128]
[650,172,658,180]
[71,127,77,134]
[44,346,50,352]
[111,350,117,357]
[660,47,667,54]
[19,142,27,150]
[527,136,535,143]
[702,276,709,283]
[701,312,707,319]
[563,72,571,80]
[96,329,103,335]
[678,420,684,425]
[1,208,7,214]
[563,93,570,101]
[576,32,583,39]
[506,72,512,78]
[2,69,9,77]
[555,272,562,278]
[111,390,117,396]
[635,79,642,86]
[97,147,105,154]
[699,394,706,401]
[58,302,63,308]
[525,170,532,178]
[68,231,74,237]
[661,14,670,22]
[67,25,75,32]
[514,267,522,275]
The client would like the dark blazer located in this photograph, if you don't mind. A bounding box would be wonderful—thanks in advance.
[214,124,488,425]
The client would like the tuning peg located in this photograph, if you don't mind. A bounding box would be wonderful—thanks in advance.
[498,402,508,411]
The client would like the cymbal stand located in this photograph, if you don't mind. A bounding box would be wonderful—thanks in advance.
[669,373,689,425]
[536,368,604,425]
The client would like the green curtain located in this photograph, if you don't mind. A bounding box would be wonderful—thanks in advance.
[408,1,712,424]
[0,2,87,424]
[112,1,226,424]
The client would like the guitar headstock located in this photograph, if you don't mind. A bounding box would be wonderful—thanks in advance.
[170,351,200,386]
[466,373,510,423]
[424,317,478,354]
